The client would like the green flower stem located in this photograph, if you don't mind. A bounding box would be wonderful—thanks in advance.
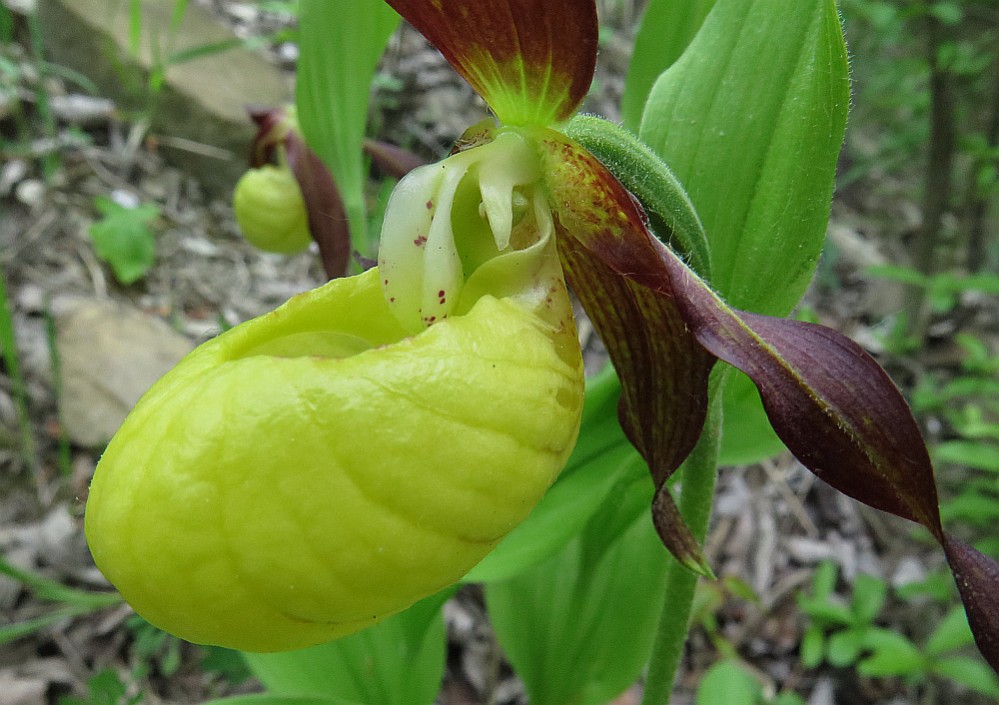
[641,371,725,705]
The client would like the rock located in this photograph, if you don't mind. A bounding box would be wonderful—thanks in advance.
[14,179,45,208]
[37,0,291,196]
[0,676,46,705]
[55,298,193,446]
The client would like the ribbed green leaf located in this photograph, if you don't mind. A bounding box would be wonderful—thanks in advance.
[640,0,849,316]
[620,0,715,130]
[200,696,359,705]
[243,591,448,705]
[296,0,398,257]
[486,469,668,705]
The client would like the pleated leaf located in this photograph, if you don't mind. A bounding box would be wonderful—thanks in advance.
[639,0,849,316]
[296,0,399,256]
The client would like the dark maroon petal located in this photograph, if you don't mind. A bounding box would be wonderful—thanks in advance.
[558,232,713,573]
[540,131,714,571]
[247,106,290,167]
[665,294,945,538]
[284,132,350,279]
[945,535,999,673]
[363,139,426,178]
[549,137,999,667]
[384,0,597,125]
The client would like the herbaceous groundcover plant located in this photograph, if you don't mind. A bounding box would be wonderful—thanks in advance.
[85,0,999,702]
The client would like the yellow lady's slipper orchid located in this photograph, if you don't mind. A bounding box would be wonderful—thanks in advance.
[86,108,584,651]
[86,0,999,672]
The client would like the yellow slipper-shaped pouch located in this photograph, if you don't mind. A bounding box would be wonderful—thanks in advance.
[86,127,585,652]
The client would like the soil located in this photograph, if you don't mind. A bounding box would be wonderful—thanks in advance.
[1,2,997,705]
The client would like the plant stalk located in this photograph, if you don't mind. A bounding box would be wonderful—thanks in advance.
[906,5,957,341]
[641,372,724,705]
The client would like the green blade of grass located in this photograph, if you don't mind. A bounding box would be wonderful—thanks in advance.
[0,555,122,609]
[0,268,36,474]
[0,603,118,646]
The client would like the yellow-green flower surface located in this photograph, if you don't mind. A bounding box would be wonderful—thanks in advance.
[86,128,585,651]
[233,164,313,254]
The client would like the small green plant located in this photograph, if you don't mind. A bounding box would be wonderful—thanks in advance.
[695,660,805,705]
[59,669,141,705]
[799,561,999,698]
[87,196,160,284]
[127,615,183,681]
[910,331,999,556]
[120,0,298,125]
[798,562,889,669]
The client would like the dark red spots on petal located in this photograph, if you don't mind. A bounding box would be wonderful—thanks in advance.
[414,235,428,247]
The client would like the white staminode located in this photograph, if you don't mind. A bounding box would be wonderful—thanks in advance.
[378,130,554,333]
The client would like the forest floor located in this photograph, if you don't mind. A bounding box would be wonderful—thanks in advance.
[1,2,998,705]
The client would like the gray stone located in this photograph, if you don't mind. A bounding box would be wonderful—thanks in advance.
[55,298,193,447]
[38,0,291,196]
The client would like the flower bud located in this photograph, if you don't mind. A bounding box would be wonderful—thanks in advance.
[233,165,312,254]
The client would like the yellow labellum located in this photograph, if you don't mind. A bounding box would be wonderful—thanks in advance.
[85,267,583,652]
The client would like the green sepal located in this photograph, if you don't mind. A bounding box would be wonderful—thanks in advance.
[564,114,711,280]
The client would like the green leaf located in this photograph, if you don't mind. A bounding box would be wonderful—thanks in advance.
[934,440,999,473]
[200,697,359,705]
[812,560,839,600]
[800,624,826,669]
[58,669,128,705]
[0,607,98,646]
[826,628,863,667]
[895,570,955,603]
[621,0,715,130]
[857,628,925,677]
[695,660,762,705]
[851,573,888,624]
[243,591,449,705]
[798,599,854,626]
[486,472,669,705]
[88,198,159,285]
[296,0,398,257]
[931,656,999,698]
[639,0,850,316]
[926,606,976,656]
[718,372,785,466]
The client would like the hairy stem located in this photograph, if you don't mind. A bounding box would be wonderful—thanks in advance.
[641,372,724,705]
